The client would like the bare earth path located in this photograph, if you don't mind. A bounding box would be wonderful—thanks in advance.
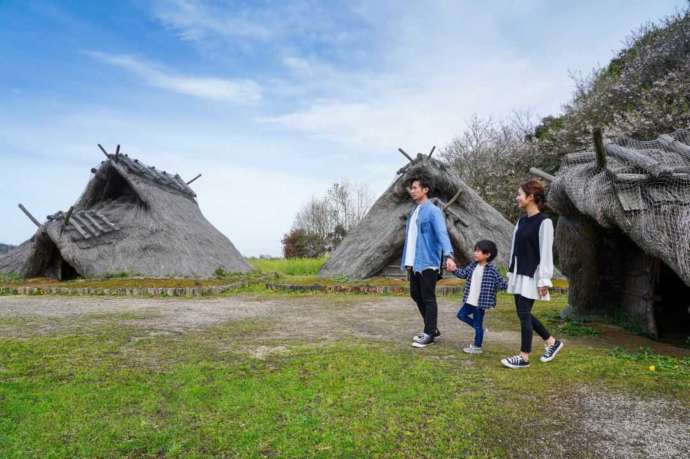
[1,294,689,458]
[0,295,515,346]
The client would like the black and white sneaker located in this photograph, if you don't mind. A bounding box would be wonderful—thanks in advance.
[540,340,564,363]
[413,329,441,343]
[501,354,530,369]
[412,333,434,348]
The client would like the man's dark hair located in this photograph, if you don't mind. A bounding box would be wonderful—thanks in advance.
[407,175,432,193]
[474,240,498,262]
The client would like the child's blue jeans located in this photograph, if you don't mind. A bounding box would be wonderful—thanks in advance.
[457,303,486,347]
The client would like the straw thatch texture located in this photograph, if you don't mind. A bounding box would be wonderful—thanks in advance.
[320,153,515,279]
[549,129,690,336]
[1,152,250,279]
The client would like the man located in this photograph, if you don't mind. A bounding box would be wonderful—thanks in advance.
[401,176,457,348]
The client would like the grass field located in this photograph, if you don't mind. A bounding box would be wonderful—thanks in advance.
[0,257,569,292]
[247,257,328,276]
[0,291,688,458]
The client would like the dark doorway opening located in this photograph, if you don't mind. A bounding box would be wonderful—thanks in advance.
[24,235,80,281]
[58,257,79,281]
[654,261,690,344]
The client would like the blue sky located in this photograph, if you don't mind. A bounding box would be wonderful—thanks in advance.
[1,0,686,256]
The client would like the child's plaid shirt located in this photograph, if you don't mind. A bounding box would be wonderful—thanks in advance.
[453,262,508,309]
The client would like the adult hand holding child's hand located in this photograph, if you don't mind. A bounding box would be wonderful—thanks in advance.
[446,257,457,272]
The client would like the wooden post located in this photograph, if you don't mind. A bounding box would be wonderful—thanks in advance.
[60,206,74,236]
[529,167,555,182]
[444,188,463,209]
[186,173,202,185]
[18,204,41,228]
[115,144,121,160]
[593,128,606,169]
[63,206,74,227]
[428,145,436,158]
[398,148,414,163]
[98,144,110,159]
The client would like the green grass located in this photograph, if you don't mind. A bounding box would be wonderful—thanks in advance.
[0,257,569,295]
[608,347,690,378]
[1,307,688,458]
[248,257,328,276]
[541,309,600,337]
[0,272,21,284]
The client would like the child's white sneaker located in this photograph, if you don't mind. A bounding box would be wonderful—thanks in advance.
[463,344,483,354]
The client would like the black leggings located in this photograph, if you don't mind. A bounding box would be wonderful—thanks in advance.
[515,295,551,353]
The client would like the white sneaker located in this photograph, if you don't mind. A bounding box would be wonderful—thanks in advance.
[463,344,483,354]
[411,333,434,348]
[413,329,440,343]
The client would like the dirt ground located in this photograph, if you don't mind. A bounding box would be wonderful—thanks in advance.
[1,294,688,458]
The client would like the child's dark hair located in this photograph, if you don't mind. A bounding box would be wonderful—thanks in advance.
[520,179,547,210]
[474,240,498,262]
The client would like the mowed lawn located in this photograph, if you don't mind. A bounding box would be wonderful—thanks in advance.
[0,290,689,458]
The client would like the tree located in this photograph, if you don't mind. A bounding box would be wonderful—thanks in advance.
[281,228,327,258]
[284,181,374,257]
[441,112,542,222]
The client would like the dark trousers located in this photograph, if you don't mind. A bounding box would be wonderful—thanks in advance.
[457,303,486,347]
[409,269,439,335]
[515,294,551,353]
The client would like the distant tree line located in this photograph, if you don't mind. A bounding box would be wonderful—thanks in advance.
[444,7,690,223]
[282,181,373,258]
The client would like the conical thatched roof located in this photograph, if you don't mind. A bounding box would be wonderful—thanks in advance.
[549,129,690,286]
[547,128,690,338]
[0,147,251,279]
[320,149,515,279]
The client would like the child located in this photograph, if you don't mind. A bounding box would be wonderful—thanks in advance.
[453,240,508,354]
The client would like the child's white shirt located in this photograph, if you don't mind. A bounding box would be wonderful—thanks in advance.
[466,264,485,306]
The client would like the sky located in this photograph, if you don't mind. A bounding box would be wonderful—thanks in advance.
[0,0,686,256]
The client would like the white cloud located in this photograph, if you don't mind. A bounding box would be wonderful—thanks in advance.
[0,106,335,256]
[260,55,565,152]
[152,0,273,42]
[191,163,331,256]
[86,51,262,103]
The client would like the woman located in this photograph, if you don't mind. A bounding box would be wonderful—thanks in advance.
[501,180,564,369]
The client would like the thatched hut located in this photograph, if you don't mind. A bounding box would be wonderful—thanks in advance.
[0,146,251,279]
[548,129,690,339]
[320,148,515,279]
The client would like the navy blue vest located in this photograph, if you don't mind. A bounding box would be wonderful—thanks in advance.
[509,212,547,277]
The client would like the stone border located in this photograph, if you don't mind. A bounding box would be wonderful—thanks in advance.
[266,282,569,296]
[0,280,249,297]
[0,280,568,298]
[266,282,462,295]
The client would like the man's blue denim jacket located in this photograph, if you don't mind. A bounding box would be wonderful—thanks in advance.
[400,200,454,273]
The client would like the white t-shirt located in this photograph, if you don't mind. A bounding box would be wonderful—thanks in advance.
[404,205,421,267]
[506,218,554,300]
[466,264,485,306]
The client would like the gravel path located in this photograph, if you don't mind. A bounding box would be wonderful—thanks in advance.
[0,294,503,345]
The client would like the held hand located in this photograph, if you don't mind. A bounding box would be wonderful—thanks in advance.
[538,286,549,298]
[446,258,457,272]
